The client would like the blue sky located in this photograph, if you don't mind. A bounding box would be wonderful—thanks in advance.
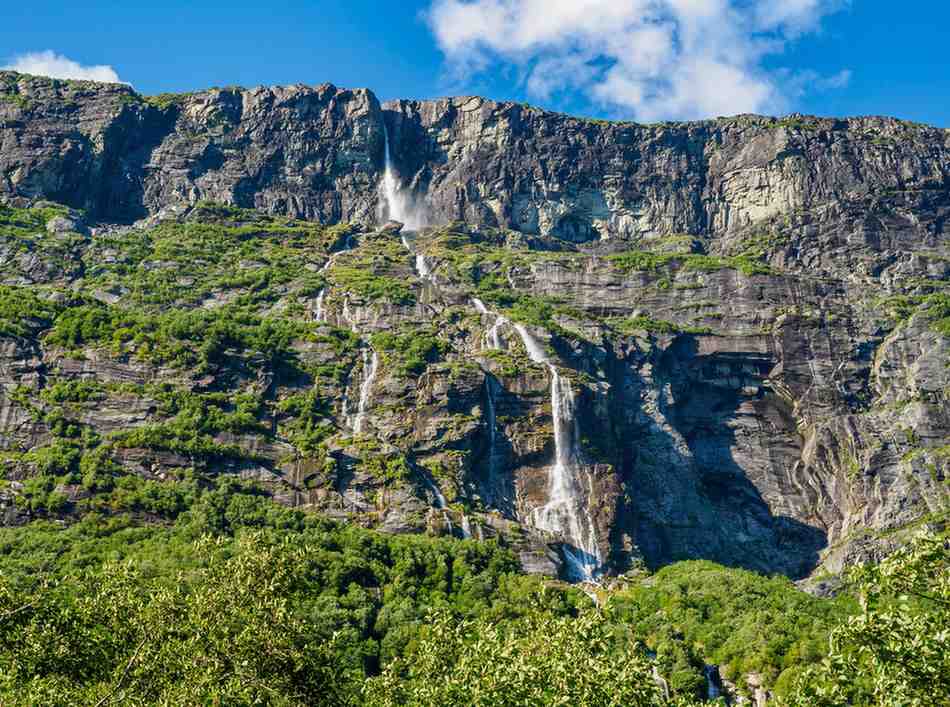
[1,1,947,126]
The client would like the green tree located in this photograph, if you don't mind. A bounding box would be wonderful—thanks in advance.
[364,607,677,707]
[786,533,950,706]
[0,533,360,705]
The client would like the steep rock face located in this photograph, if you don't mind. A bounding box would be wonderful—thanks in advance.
[384,96,950,242]
[0,72,948,583]
[0,72,383,223]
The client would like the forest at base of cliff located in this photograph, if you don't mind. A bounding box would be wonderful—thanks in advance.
[0,478,947,705]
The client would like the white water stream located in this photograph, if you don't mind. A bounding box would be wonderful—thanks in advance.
[471,297,508,350]
[380,126,425,230]
[314,289,326,323]
[460,514,473,539]
[513,323,602,581]
[381,128,432,283]
[314,237,353,324]
[353,348,379,435]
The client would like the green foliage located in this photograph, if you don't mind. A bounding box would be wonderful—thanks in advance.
[142,91,196,109]
[365,609,669,707]
[104,384,268,460]
[277,389,335,453]
[776,116,822,132]
[923,292,950,336]
[0,533,360,704]
[608,250,772,277]
[876,292,950,338]
[0,484,578,705]
[785,534,950,706]
[16,473,70,513]
[39,378,104,404]
[607,250,673,273]
[0,202,69,238]
[609,315,712,336]
[609,561,855,698]
[0,286,61,338]
[46,302,310,372]
[360,454,412,485]
[330,266,415,305]
[370,328,448,376]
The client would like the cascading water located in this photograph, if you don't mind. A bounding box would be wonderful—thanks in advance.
[460,514,473,539]
[379,125,425,230]
[513,323,602,581]
[483,376,498,480]
[314,289,326,323]
[380,124,434,282]
[415,252,431,279]
[423,474,447,509]
[471,297,508,350]
[353,349,379,434]
[704,665,722,701]
[400,232,431,281]
[314,237,354,324]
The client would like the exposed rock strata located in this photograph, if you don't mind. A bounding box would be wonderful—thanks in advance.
[0,72,948,582]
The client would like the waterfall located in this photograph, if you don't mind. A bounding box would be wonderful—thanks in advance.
[314,289,326,322]
[484,376,498,480]
[379,125,425,230]
[513,323,602,581]
[460,513,473,539]
[487,316,507,350]
[397,228,433,282]
[314,238,353,324]
[423,474,447,509]
[415,253,431,279]
[704,665,723,701]
[471,297,508,350]
[353,348,378,434]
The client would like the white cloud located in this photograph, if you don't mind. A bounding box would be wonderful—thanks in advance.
[815,68,852,90]
[2,51,125,84]
[426,0,850,121]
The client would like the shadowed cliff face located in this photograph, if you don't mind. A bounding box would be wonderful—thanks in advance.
[0,71,948,583]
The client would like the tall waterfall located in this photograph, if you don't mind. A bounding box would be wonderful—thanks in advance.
[513,323,602,581]
[484,376,498,480]
[379,126,425,230]
[314,289,326,323]
[353,348,379,434]
[460,513,473,539]
[382,130,431,281]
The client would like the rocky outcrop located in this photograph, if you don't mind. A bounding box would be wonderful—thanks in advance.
[4,71,950,244]
[0,72,383,223]
[384,97,950,244]
[0,71,948,583]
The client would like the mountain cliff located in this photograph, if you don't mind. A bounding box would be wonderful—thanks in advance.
[1,70,948,583]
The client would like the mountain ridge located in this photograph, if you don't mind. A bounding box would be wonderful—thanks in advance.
[0,68,948,586]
